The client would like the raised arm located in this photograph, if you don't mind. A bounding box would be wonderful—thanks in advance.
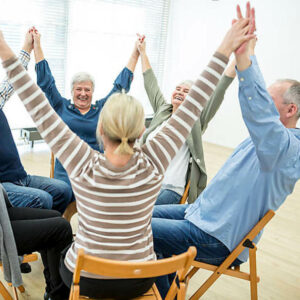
[138,36,167,112]
[0,32,94,179]
[0,29,33,109]
[142,17,255,173]
[33,29,67,109]
[200,59,236,132]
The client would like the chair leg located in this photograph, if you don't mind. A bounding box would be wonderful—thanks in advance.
[249,246,258,300]
[63,201,77,222]
[0,281,13,300]
[12,287,18,300]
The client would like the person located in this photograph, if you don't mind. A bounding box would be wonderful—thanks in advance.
[0,29,72,214]
[0,14,253,298]
[138,35,237,205]
[151,3,300,297]
[32,28,139,193]
[0,183,73,300]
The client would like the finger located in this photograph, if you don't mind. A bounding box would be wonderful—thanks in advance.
[232,19,237,25]
[246,2,251,18]
[236,4,243,19]
[249,8,256,34]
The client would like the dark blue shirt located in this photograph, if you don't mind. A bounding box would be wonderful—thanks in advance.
[0,110,27,182]
[35,60,133,185]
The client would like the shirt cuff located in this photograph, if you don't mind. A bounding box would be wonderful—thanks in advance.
[235,56,256,87]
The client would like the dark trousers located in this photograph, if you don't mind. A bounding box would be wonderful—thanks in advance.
[8,207,73,300]
[60,247,156,300]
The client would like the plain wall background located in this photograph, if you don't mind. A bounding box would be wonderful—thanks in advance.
[162,0,300,148]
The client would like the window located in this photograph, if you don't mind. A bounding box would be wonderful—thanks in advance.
[0,0,170,129]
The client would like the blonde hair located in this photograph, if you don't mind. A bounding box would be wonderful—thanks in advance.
[97,93,145,155]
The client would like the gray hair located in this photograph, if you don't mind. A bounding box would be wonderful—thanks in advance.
[71,72,95,92]
[278,79,300,119]
[178,80,193,89]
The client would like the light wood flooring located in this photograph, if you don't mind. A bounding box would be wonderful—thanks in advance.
[0,141,299,300]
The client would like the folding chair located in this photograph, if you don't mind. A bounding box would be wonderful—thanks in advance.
[186,210,275,300]
[69,246,197,300]
[179,180,190,204]
[50,152,55,179]
[0,253,38,300]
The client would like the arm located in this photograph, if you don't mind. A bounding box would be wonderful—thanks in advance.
[139,39,167,112]
[33,30,67,109]
[0,30,32,109]
[0,41,93,179]
[200,60,236,132]
[236,55,298,170]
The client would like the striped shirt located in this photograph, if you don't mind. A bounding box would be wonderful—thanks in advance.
[3,52,228,278]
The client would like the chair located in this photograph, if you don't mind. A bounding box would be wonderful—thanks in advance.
[185,210,275,300]
[69,246,197,300]
[0,253,38,300]
[179,180,190,204]
[50,152,55,179]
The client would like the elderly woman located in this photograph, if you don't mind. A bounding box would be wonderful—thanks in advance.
[32,28,139,190]
[0,16,253,298]
[138,36,237,205]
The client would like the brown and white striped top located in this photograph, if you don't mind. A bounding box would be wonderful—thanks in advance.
[3,52,228,278]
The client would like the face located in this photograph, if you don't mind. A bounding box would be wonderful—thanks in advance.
[72,81,93,112]
[171,84,190,108]
[268,82,292,126]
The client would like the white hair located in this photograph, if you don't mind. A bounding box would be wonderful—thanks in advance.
[71,72,95,92]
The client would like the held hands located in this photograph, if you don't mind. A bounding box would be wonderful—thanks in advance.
[217,2,256,58]
[136,33,146,56]
[22,28,34,53]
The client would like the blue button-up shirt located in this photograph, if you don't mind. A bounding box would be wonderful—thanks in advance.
[185,56,300,262]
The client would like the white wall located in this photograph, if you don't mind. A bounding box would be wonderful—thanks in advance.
[163,0,300,149]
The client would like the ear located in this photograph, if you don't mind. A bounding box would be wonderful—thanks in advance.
[139,125,146,139]
[287,103,298,118]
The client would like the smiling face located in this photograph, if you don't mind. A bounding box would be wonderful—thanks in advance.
[171,84,191,112]
[72,81,93,114]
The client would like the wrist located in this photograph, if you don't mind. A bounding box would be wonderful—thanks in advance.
[22,45,32,54]
[217,44,231,59]
[235,55,251,71]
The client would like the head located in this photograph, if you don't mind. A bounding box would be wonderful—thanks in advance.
[71,72,95,112]
[97,93,145,155]
[268,79,300,128]
[171,80,193,112]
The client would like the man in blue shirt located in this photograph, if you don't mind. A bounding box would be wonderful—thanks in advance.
[152,11,300,298]
[0,30,72,214]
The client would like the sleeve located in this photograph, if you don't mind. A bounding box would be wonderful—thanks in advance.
[143,68,167,113]
[4,56,94,179]
[0,50,30,109]
[237,55,300,171]
[200,75,234,133]
[35,59,68,110]
[96,67,133,105]
[142,52,229,174]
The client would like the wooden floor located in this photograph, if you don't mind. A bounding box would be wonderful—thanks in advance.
[1,141,299,299]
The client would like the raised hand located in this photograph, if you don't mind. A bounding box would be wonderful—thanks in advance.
[136,33,146,55]
[234,2,256,55]
[217,17,256,58]
[22,28,34,53]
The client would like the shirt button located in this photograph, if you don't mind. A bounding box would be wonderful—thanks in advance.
[240,77,244,82]
[196,159,200,164]
[248,96,252,100]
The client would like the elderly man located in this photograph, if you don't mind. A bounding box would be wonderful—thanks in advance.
[152,4,300,297]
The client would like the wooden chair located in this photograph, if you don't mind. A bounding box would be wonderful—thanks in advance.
[50,152,55,179]
[0,253,38,300]
[179,180,190,204]
[185,210,275,300]
[69,246,197,300]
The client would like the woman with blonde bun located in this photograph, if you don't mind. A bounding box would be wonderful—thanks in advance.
[0,14,254,298]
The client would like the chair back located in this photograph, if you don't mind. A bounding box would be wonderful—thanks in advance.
[71,246,197,300]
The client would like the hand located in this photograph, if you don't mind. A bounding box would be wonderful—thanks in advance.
[217,2,255,58]
[234,2,256,55]
[22,28,34,53]
[32,27,42,50]
[136,33,146,55]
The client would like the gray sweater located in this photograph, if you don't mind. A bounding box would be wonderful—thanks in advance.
[0,184,22,287]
